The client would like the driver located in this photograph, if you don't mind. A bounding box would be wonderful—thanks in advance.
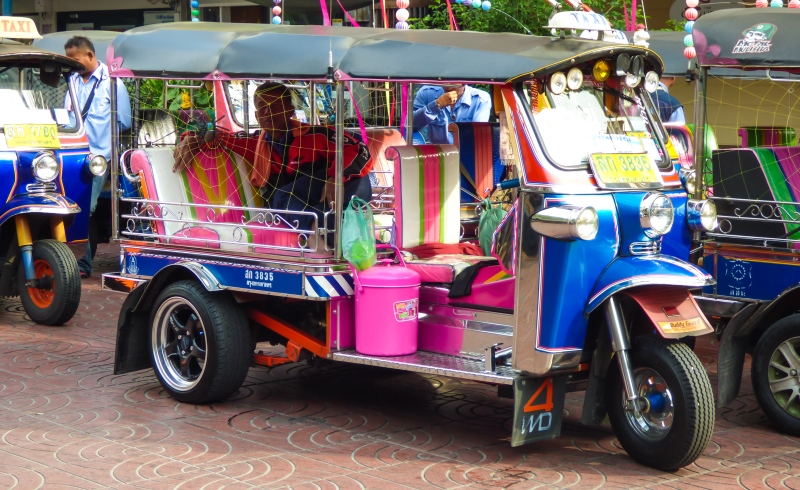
[173,82,372,230]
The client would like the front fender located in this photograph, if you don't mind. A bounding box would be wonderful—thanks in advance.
[0,194,81,223]
[586,255,714,314]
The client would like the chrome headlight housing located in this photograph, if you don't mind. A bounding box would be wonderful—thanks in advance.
[86,154,108,176]
[644,71,660,93]
[531,205,598,241]
[640,192,674,238]
[550,72,567,95]
[687,199,717,232]
[678,167,697,195]
[32,152,59,183]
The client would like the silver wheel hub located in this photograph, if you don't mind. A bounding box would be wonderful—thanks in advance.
[767,336,800,419]
[624,367,674,442]
[151,297,208,392]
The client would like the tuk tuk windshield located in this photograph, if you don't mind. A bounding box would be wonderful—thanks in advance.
[0,67,77,132]
[521,80,668,170]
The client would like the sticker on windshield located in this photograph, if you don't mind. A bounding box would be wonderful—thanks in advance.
[733,23,776,54]
[591,134,645,154]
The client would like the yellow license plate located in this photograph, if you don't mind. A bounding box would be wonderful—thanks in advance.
[589,153,662,189]
[658,317,706,334]
[3,124,61,149]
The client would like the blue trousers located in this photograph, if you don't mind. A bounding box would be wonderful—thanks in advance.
[77,173,106,275]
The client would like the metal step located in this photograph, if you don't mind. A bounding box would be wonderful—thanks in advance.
[331,350,516,385]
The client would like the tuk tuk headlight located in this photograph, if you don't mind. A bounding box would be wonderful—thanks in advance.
[640,192,674,238]
[687,199,717,232]
[531,205,598,241]
[86,154,108,176]
[32,152,59,183]
[567,68,584,91]
[678,167,697,195]
[644,71,660,93]
[625,73,641,88]
[550,72,567,95]
[593,60,611,82]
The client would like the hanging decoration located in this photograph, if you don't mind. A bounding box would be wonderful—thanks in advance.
[191,0,200,22]
[683,0,698,60]
[272,0,282,24]
[396,0,409,29]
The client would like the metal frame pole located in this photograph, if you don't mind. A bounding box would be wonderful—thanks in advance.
[334,83,345,260]
[692,67,707,243]
[2,0,12,16]
[404,82,413,144]
[110,79,120,240]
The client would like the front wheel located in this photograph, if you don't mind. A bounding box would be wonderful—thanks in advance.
[752,316,800,436]
[17,239,81,326]
[607,336,714,471]
[150,280,251,404]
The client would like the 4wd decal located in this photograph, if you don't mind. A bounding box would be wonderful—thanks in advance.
[733,23,777,54]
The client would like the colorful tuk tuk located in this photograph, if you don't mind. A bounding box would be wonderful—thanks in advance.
[0,17,105,325]
[688,8,800,436]
[107,15,719,470]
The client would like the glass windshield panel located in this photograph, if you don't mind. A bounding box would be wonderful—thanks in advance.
[522,79,668,169]
[0,67,77,132]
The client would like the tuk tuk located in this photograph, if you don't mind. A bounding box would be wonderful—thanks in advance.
[687,8,800,437]
[0,17,105,325]
[107,15,719,470]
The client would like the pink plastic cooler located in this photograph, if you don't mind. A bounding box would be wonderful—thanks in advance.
[353,248,421,356]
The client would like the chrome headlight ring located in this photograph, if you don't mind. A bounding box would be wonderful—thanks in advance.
[531,205,599,241]
[640,192,674,238]
[32,152,59,183]
[687,199,717,232]
[86,154,108,176]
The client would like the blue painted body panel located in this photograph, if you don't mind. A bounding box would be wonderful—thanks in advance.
[123,251,305,297]
[613,192,653,256]
[537,194,618,351]
[662,191,692,260]
[0,150,91,242]
[587,255,712,313]
[702,253,798,300]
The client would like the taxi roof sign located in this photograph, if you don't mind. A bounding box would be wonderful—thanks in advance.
[0,17,42,40]
[545,11,614,32]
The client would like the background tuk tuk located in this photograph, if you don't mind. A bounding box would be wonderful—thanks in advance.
[687,8,800,437]
[107,16,718,470]
[0,17,107,325]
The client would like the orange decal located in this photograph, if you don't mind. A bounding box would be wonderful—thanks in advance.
[523,378,554,413]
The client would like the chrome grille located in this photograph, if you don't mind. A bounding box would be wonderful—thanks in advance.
[26,182,57,194]
[629,240,661,255]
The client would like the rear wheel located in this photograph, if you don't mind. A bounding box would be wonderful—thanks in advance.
[752,316,800,436]
[150,280,251,404]
[17,240,81,326]
[607,336,714,471]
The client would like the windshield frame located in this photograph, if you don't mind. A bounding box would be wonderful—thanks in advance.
[515,77,672,173]
[0,66,82,135]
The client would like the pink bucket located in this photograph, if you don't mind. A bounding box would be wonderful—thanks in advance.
[353,246,421,356]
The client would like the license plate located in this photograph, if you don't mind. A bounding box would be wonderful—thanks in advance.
[3,124,61,149]
[589,153,662,189]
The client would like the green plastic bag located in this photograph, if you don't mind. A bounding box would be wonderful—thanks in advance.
[342,197,377,271]
[478,199,507,256]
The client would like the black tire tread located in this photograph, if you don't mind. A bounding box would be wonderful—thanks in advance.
[752,316,800,437]
[151,280,251,404]
[18,239,81,326]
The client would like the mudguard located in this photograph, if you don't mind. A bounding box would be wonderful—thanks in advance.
[1,194,80,221]
[113,262,223,375]
[586,255,714,314]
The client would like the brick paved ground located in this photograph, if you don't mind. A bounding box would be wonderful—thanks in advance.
[0,242,798,489]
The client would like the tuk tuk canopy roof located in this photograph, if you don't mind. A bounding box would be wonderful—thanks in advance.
[693,9,800,71]
[33,30,120,64]
[0,42,84,71]
[107,22,663,83]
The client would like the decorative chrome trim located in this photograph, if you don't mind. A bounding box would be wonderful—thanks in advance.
[629,240,661,255]
[25,182,57,194]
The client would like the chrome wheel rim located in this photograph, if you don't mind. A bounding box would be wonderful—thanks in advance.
[152,297,207,392]
[767,336,800,419]
[624,367,675,442]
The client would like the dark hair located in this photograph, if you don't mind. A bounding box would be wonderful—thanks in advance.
[64,36,95,54]
[254,82,291,101]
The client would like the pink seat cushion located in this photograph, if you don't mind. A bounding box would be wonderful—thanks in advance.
[405,254,496,284]
[168,227,221,248]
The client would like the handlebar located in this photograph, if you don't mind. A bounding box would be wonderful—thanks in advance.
[498,179,520,190]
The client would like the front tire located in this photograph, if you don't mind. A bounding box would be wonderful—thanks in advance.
[607,336,714,471]
[752,316,800,437]
[17,239,81,326]
[150,280,251,404]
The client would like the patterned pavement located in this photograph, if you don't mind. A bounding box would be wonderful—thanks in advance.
[0,242,798,489]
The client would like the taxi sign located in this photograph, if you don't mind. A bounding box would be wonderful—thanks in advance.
[589,153,663,190]
[0,17,42,40]
[545,11,613,33]
[3,124,60,149]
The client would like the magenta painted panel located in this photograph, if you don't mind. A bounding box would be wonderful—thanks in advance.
[330,297,355,350]
[418,319,464,356]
